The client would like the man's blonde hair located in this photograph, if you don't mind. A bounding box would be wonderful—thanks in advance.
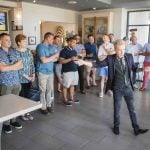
[114,39,125,49]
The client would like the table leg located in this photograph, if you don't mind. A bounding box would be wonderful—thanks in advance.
[0,123,2,150]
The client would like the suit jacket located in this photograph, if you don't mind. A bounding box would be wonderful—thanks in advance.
[97,53,136,93]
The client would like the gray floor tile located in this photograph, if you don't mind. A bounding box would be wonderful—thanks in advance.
[31,132,65,150]
[2,87,150,150]
[54,131,89,148]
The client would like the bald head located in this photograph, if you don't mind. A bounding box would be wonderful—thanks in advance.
[131,36,137,44]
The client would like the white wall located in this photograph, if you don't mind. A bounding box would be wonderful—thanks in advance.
[0,1,16,7]
[22,2,79,50]
[120,8,127,39]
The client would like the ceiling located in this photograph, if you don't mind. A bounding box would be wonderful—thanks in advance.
[5,0,150,11]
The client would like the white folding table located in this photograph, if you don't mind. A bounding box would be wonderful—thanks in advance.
[0,94,42,150]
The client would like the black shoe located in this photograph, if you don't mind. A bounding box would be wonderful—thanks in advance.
[74,99,80,104]
[68,99,73,103]
[113,127,120,135]
[80,91,86,94]
[63,101,72,106]
[11,121,22,129]
[86,86,90,89]
[47,107,54,113]
[3,125,12,134]
[41,109,49,115]
[134,128,149,136]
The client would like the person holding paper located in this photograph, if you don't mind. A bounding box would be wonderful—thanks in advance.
[36,32,59,114]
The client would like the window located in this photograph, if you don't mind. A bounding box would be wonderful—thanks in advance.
[127,10,150,45]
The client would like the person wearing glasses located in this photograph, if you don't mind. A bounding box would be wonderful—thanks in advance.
[0,33,23,134]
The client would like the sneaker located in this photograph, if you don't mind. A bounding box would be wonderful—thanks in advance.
[3,125,12,134]
[47,107,54,113]
[68,99,73,103]
[20,115,29,121]
[11,121,22,129]
[74,99,80,104]
[63,101,72,106]
[41,109,49,115]
[25,113,34,120]
[99,92,103,98]
[107,90,113,96]
[133,84,138,89]
[92,83,97,86]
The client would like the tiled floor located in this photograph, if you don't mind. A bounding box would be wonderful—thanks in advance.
[2,87,150,150]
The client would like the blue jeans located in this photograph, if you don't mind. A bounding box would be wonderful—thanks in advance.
[113,86,139,130]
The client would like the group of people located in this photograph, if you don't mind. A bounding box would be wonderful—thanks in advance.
[0,33,35,133]
[0,31,149,136]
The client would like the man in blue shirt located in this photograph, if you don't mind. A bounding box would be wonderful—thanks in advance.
[84,34,97,88]
[36,32,59,114]
[59,37,79,106]
[0,33,23,134]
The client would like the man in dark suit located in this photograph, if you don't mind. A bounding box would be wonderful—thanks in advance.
[98,39,149,136]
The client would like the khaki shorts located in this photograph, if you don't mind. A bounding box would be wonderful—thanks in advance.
[62,71,79,88]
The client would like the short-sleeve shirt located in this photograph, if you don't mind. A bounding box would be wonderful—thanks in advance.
[126,43,143,63]
[98,42,114,57]
[0,48,20,86]
[74,44,85,55]
[84,42,97,60]
[53,44,62,53]
[16,49,35,83]
[59,47,77,73]
[36,43,56,75]
[143,43,150,62]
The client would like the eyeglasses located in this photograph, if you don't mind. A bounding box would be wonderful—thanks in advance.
[7,54,13,63]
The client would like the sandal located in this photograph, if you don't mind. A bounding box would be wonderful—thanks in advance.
[139,87,146,91]
[25,113,34,120]
[20,115,29,121]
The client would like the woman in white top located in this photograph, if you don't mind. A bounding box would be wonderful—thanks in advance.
[98,34,115,98]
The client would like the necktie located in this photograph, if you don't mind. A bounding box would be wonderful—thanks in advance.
[120,58,128,86]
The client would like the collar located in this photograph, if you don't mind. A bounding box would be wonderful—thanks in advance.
[16,48,27,52]
[67,47,73,51]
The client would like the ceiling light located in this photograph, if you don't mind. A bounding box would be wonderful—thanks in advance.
[96,0,111,4]
[68,1,77,4]
[33,0,36,3]
[93,7,96,10]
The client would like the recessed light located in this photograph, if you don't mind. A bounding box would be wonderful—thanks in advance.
[96,0,111,4]
[33,0,36,3]
[68,1,77,4]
